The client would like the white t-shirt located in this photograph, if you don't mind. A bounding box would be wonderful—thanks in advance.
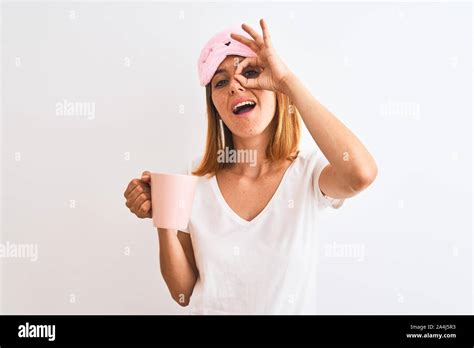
[179,148,344,314]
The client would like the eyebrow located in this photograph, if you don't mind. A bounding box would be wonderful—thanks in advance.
[214,68,226,75]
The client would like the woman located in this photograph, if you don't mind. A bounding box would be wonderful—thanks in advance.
[124,19,378,314]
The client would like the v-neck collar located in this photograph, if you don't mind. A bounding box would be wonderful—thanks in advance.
[210,152,300,227]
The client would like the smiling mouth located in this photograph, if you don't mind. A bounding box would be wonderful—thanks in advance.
[232,101,257,116]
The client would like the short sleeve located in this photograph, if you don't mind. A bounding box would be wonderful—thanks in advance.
[311,149,345,210]
[179,226,190,233]
[178,155,202,233]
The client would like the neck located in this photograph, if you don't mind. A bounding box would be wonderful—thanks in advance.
[228,122,276,178]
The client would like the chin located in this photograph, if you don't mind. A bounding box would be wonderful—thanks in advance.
[231,124,267,138]
[226,112,274,139]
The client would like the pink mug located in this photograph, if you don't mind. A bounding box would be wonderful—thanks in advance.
[150,172,198,230]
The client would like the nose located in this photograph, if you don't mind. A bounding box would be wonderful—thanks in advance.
[228,76,245,94]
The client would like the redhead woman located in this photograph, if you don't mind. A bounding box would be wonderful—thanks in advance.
[124,19,378,314]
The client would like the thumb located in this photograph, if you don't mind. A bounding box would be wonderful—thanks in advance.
[141,171,151,182]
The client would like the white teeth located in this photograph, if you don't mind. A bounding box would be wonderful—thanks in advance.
[232,101,256,113]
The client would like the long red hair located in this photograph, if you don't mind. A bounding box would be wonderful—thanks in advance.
[193,84,301,177]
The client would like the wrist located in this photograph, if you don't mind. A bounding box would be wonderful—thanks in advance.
[278,71,298,96]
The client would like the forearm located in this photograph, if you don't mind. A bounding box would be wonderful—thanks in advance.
[282,74,378,185]
[157,228,197,306]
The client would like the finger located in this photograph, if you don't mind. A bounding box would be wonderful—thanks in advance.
[234,73,260,90]
[241,23,264,46]
[131,192,151,213]
[136,208,151,219]
[124,178,140,198]
[129,183,150,203]
[127,183,150,206]
[138,200,152,216]
[136,206,152,219]
[132,192,149,213]
[230,33,259,53]
[260,18,273,49]
[234,57,258,76]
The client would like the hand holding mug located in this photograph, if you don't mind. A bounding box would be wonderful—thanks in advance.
[124,171,152,219]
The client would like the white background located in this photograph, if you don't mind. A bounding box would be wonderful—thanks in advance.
[1,1,472,314]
